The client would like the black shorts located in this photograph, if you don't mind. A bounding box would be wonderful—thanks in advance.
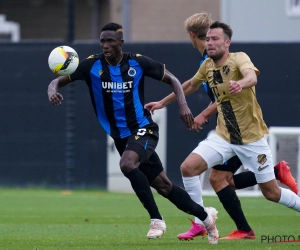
[211,155,242,174]
[113,124,163,183]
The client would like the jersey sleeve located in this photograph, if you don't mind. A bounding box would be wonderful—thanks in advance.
[192,59,207,85]
[236,52,260,76]
[69,55,95,82]
[135,54,165,81]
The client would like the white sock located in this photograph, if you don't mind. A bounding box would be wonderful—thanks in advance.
[182,176,204,225]
[278,187,300,211]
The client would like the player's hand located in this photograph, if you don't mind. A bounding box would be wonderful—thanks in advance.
[192,113,209,132]
[229,80,242,94]
[178,103,194,129]
[48,92,63,106]
[144,101,164,115]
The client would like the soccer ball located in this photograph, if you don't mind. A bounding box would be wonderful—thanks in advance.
[48,46,79,76]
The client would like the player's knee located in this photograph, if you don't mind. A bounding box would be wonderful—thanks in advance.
[119,158,136,174]
[209,171,222,186]
[209,170,231,191]
[180,162,192,176]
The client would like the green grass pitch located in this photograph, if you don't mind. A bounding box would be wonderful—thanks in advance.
[0,188,299,250]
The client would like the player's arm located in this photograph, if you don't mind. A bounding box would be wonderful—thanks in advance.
[192,101,218,132]
[47,76,71,106]
[161,70,195,129]
[145,76,201,113]
[229,68,257,94]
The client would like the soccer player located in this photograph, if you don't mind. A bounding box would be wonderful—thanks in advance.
[145,20,300,239]
[47,22,219,244]
[147,12,298,241]
[179,13,298,241]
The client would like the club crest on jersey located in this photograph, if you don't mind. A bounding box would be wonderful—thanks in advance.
[128,67,136,77]
[223,65,230,75]
[257,154,267,165]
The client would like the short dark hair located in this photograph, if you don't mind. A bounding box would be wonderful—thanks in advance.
[101,22,124,40]
[209,21,233,40]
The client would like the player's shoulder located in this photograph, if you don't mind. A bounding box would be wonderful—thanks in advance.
[79,54,100,64]
[124,52,159,67]
[86,54,101,60]
[231,52,250,59]
[124,52,149,61]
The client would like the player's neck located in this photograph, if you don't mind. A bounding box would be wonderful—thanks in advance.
[105,53,123,66]
[197,41,206,56]
[213,52,230,67]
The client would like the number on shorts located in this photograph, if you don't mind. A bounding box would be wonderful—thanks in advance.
[137,128,147,136]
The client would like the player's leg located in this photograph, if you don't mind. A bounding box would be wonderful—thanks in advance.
[177,134,235,243]
[209,164,255,240]
[235,137,300,213]
[145,151,218,244]
[259,179,300,211]
[116,127,165,239]
[232,161,298,194]
[179,154,206,240]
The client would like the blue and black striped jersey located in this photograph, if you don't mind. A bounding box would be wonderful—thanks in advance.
[69,52,165,139]
[200,50,215,102]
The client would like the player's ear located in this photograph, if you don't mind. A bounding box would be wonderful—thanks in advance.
[225,39,231,47]
[189,31,196,38]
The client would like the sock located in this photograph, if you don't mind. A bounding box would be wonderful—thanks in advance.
[233,171,257,189]
[216,185,252,232]
[273,164,279,179]
[182,176,204,225]
[166,185,208,221]
[124,168,162,220]
[278,187,300,211]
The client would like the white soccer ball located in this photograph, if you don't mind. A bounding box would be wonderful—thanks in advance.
[48,46,79,76]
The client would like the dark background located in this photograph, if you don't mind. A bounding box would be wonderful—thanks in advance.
[0,42,299,189]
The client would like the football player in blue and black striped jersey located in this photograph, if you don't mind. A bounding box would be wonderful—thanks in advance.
[48,22,219,243]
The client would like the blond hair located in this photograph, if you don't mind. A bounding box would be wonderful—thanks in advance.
[184,12,213,40]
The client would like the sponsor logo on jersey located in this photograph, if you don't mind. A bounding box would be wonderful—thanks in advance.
[257,154,267,165]
[102,81,133,93]
[258,165,269,171]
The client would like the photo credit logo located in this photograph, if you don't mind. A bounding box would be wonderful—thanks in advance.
[261,235,300,243]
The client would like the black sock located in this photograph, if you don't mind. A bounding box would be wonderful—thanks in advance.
[233,168,278,189]
[274,167,279,179]
[166,185,207,221]
[124,168,162,220]
[216,185,251,232]
[233,171,257,189]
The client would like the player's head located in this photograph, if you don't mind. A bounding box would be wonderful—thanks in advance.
[184,12,213,48]
[100,23,124,59]
[206,21,232,62]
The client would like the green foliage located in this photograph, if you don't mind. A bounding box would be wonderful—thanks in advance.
[0,188,299,250]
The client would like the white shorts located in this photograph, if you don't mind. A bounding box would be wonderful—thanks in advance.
[192,133,275,183]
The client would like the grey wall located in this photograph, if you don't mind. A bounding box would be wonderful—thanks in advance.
[221,0,300,42]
